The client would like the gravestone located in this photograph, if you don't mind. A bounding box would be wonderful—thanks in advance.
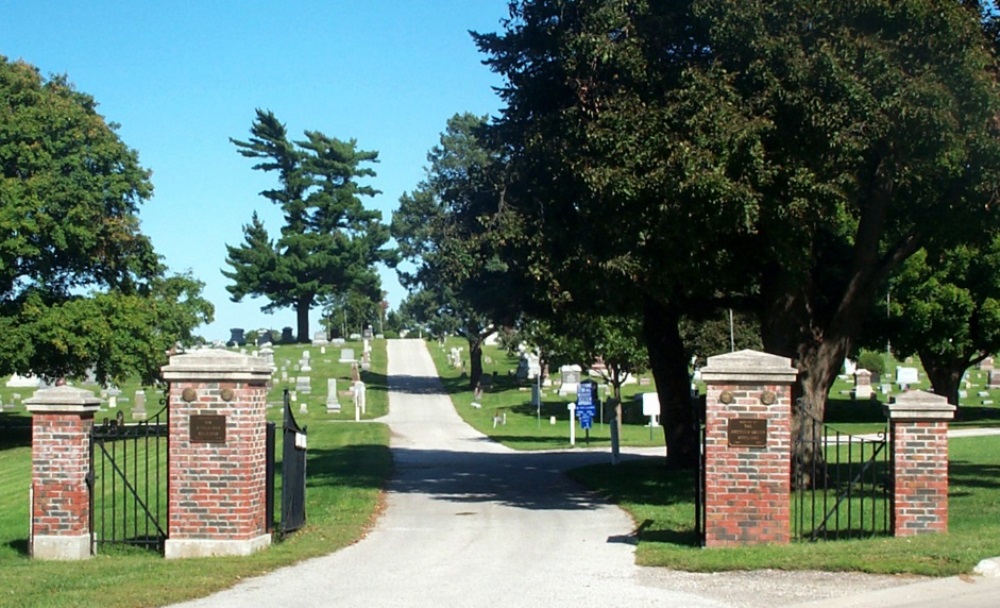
[979,356,995,371]
[353,381,366,415]
[558,365,581,397]
[339,348,356,363]
[989,370,1000,389]
[299,350,312,373]
[259,344,275,368]
[853,369,873,400]
[516,353,540,381]
[296,376,311,395]
[256,330,273,346]
[843,358,857,376]
[896,367,919,390]
[132,389,147,421]
[362,325,373,340]
[228,328,246,347]
[311,330,329,347]
[6,373,42,388]
[326,378,340,413]
[361,350,371,372]
[281,327,294,344]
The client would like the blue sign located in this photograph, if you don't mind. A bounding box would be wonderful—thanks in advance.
[576,402,596,430]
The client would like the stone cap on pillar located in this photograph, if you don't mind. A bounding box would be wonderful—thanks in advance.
[161,349,273,382]
[884,390,956,421]
[699,349,798,384]
[24,385,101,414]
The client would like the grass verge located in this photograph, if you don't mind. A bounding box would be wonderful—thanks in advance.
[566,435,1000,576]
[0,341,392,608]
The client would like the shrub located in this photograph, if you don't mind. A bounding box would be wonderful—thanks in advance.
[857,350,886,376]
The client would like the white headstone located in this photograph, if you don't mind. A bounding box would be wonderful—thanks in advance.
[853,369,873,400]
[339,348,356,363]
[326,378,340,413]
[558,365,581,397]
[896,367,919,389]
[296,376,311,394]
[353,381,366,415]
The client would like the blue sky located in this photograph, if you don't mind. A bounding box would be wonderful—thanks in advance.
[1,1,509,340]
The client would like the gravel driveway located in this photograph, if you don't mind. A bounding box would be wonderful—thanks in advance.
[170,339,921,608]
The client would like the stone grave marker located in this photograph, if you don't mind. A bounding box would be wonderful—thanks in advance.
[558,365,581,396]
[853,369,873,400]
[132,389,147,421]
[296,376,311,395]
[228,328,246,347]
[326,378,340,413]
[311,330,329,347]
[989,370,1000,388]
[281,327,294,344]
[896,367,919,390]
[339,348,356,363]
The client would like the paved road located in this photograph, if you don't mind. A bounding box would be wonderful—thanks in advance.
[171,339,1000,608]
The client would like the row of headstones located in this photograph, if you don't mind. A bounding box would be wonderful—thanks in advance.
[228,325,382,348]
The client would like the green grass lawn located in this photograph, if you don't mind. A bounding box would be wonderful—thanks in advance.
[2,337,999,607]
[566,434,1000,576]
[426,337,669,451]
[428,338,1000,576]
[0,340,392,608]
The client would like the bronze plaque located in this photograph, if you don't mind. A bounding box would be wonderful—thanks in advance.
[190,414,226,444]
[728,418,767,447]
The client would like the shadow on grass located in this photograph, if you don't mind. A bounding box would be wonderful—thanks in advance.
[0,419,31,451]
[949,460,1000,491]
[827,396,1000,427]
[5,538,28,557]
[305,443,393,491]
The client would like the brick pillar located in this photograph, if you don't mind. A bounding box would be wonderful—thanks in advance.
[161,349,273,559]
[25,385,101,560]
[700,350,798,547]
[884,390,956,537]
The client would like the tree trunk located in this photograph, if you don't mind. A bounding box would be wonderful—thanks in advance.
[296,300,311,343]
[760,272,856,488]
[641,295,698,469]
[920,352,965,408]
[468,337,484,391]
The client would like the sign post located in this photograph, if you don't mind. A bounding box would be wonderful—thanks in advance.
[576,384,596,446]
[567,402,576,446]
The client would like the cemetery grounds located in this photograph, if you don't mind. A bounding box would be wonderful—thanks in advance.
[0,339,997,607]
[0,340,392,608]
[429,339,1000,577]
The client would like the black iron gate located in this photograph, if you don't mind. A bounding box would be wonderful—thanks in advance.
[792,400,891,541]
[280,389,307,535]
[694,393,707,545]
[88,399,169,554]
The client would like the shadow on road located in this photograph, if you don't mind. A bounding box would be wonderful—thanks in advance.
[385,444,662,513]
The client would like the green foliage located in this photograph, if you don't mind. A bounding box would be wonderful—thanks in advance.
[0,57,210,384]
[475,1,1000,428]
[856,350,886,377]
[225,110,393,342]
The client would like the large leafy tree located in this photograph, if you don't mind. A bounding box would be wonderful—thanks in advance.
[225,110,393,342]
[881,242,1000,407]
[0,57,209,385]
[392,113,525,388]
[476,1,1000,468]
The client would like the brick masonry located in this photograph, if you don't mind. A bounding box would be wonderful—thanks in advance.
[25,385,102,560]
[161,349,274,559]
[885,391,956,537]
[700,350,798,548]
